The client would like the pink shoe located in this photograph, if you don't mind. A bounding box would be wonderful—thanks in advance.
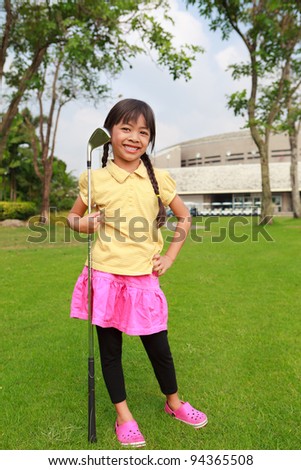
[164,401,208,428]
[115,420,146,447]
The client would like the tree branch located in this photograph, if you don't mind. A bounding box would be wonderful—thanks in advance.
[44,54,62,161]
[24,115,43,182]
[38,84,45,151]
[0,45,48,147]
[49,100,64,162]
[267,59,290,128]
[0,0,13,82]
[220,0,254,52]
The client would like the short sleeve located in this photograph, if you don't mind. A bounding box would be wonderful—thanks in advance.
[157,170,177,207]
[78,171,89,206]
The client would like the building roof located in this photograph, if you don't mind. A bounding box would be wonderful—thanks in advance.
[155,129,301,169]
[158,130,252,153]
[167,162,301,194]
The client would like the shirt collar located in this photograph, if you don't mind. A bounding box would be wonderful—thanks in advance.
[106,159,148,183]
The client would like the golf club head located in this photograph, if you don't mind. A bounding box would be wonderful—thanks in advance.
[87,127,111,163]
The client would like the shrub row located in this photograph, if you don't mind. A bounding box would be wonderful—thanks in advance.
[0,201,37,221]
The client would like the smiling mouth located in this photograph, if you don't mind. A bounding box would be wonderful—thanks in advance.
[124,145,140,153]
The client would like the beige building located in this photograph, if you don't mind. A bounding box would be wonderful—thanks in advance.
[153,130,301,215]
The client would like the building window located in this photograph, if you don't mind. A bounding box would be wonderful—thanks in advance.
[272,195,282,212]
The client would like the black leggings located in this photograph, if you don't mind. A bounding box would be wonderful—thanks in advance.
[96,326,178,404]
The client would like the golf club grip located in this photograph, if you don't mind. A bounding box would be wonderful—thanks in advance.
[88,357,97,442]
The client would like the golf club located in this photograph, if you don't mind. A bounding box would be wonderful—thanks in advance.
[87,127,111,443]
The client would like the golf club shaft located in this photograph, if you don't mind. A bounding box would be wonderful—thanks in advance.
[87,154,97,443]
[88,356,97,442]
[86,128,110,443]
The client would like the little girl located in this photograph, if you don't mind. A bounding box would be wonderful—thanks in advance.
[68,98,207,447]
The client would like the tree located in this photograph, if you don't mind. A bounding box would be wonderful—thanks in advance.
[277,62,301,218]
[1,108,76,209]
[1,0,201,158]
[244,10,301,218]
[1,0,202,220]
[187,0,301,221]
[23,50,74,221]
[286,89,301,219]
[0,109,39,201]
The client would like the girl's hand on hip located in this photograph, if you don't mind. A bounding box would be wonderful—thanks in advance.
[152,253,173,276]
[80,211,104,233]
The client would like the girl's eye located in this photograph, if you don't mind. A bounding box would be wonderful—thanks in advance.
[122,127,130,132]
[141,131,150,136]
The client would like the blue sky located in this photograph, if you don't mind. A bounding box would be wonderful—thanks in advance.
[55,0,249,176]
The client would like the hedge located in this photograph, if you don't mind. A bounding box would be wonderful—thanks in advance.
[0,201,37,221]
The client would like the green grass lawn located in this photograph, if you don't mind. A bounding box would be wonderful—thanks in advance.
[0,217,300,450]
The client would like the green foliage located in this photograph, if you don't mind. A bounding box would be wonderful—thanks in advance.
[50,159,78,211]
[4,0,203,107]
[1,110,77,210]
[226,89,248,117]
[1,109,41,201]
[187,0,301,130]
[2,0,203,217]
[0,201,37,220]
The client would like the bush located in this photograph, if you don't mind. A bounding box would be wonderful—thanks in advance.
[0,201,37,221]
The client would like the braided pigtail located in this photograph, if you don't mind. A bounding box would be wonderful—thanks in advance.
[102,142,110,168]
[141,153,166,228]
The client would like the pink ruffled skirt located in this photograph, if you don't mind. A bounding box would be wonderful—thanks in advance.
[70,267,168,336]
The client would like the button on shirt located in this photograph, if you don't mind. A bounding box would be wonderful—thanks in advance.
[79,160,176,275]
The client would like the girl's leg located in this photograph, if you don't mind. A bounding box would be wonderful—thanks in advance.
[140,330,182,410]
[96,326,133,424]
[141,330,208,428]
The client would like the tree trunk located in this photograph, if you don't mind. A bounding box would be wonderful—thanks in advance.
[0,1,13,83]
[249,126,274,223]
[289,129,301,218]
[247,46,274,225]
[40,161,53,223]
[9,168,17,201]
[0,46,47,161]
[259,143,274,222]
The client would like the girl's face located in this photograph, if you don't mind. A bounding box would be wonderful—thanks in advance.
[110,114,151,172]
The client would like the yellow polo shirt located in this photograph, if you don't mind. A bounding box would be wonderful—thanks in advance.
[79,160,176,275]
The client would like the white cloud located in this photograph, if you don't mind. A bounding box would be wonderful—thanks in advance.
[215,44,251,97]
[161,0,209,49]
[215,45,245,71]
